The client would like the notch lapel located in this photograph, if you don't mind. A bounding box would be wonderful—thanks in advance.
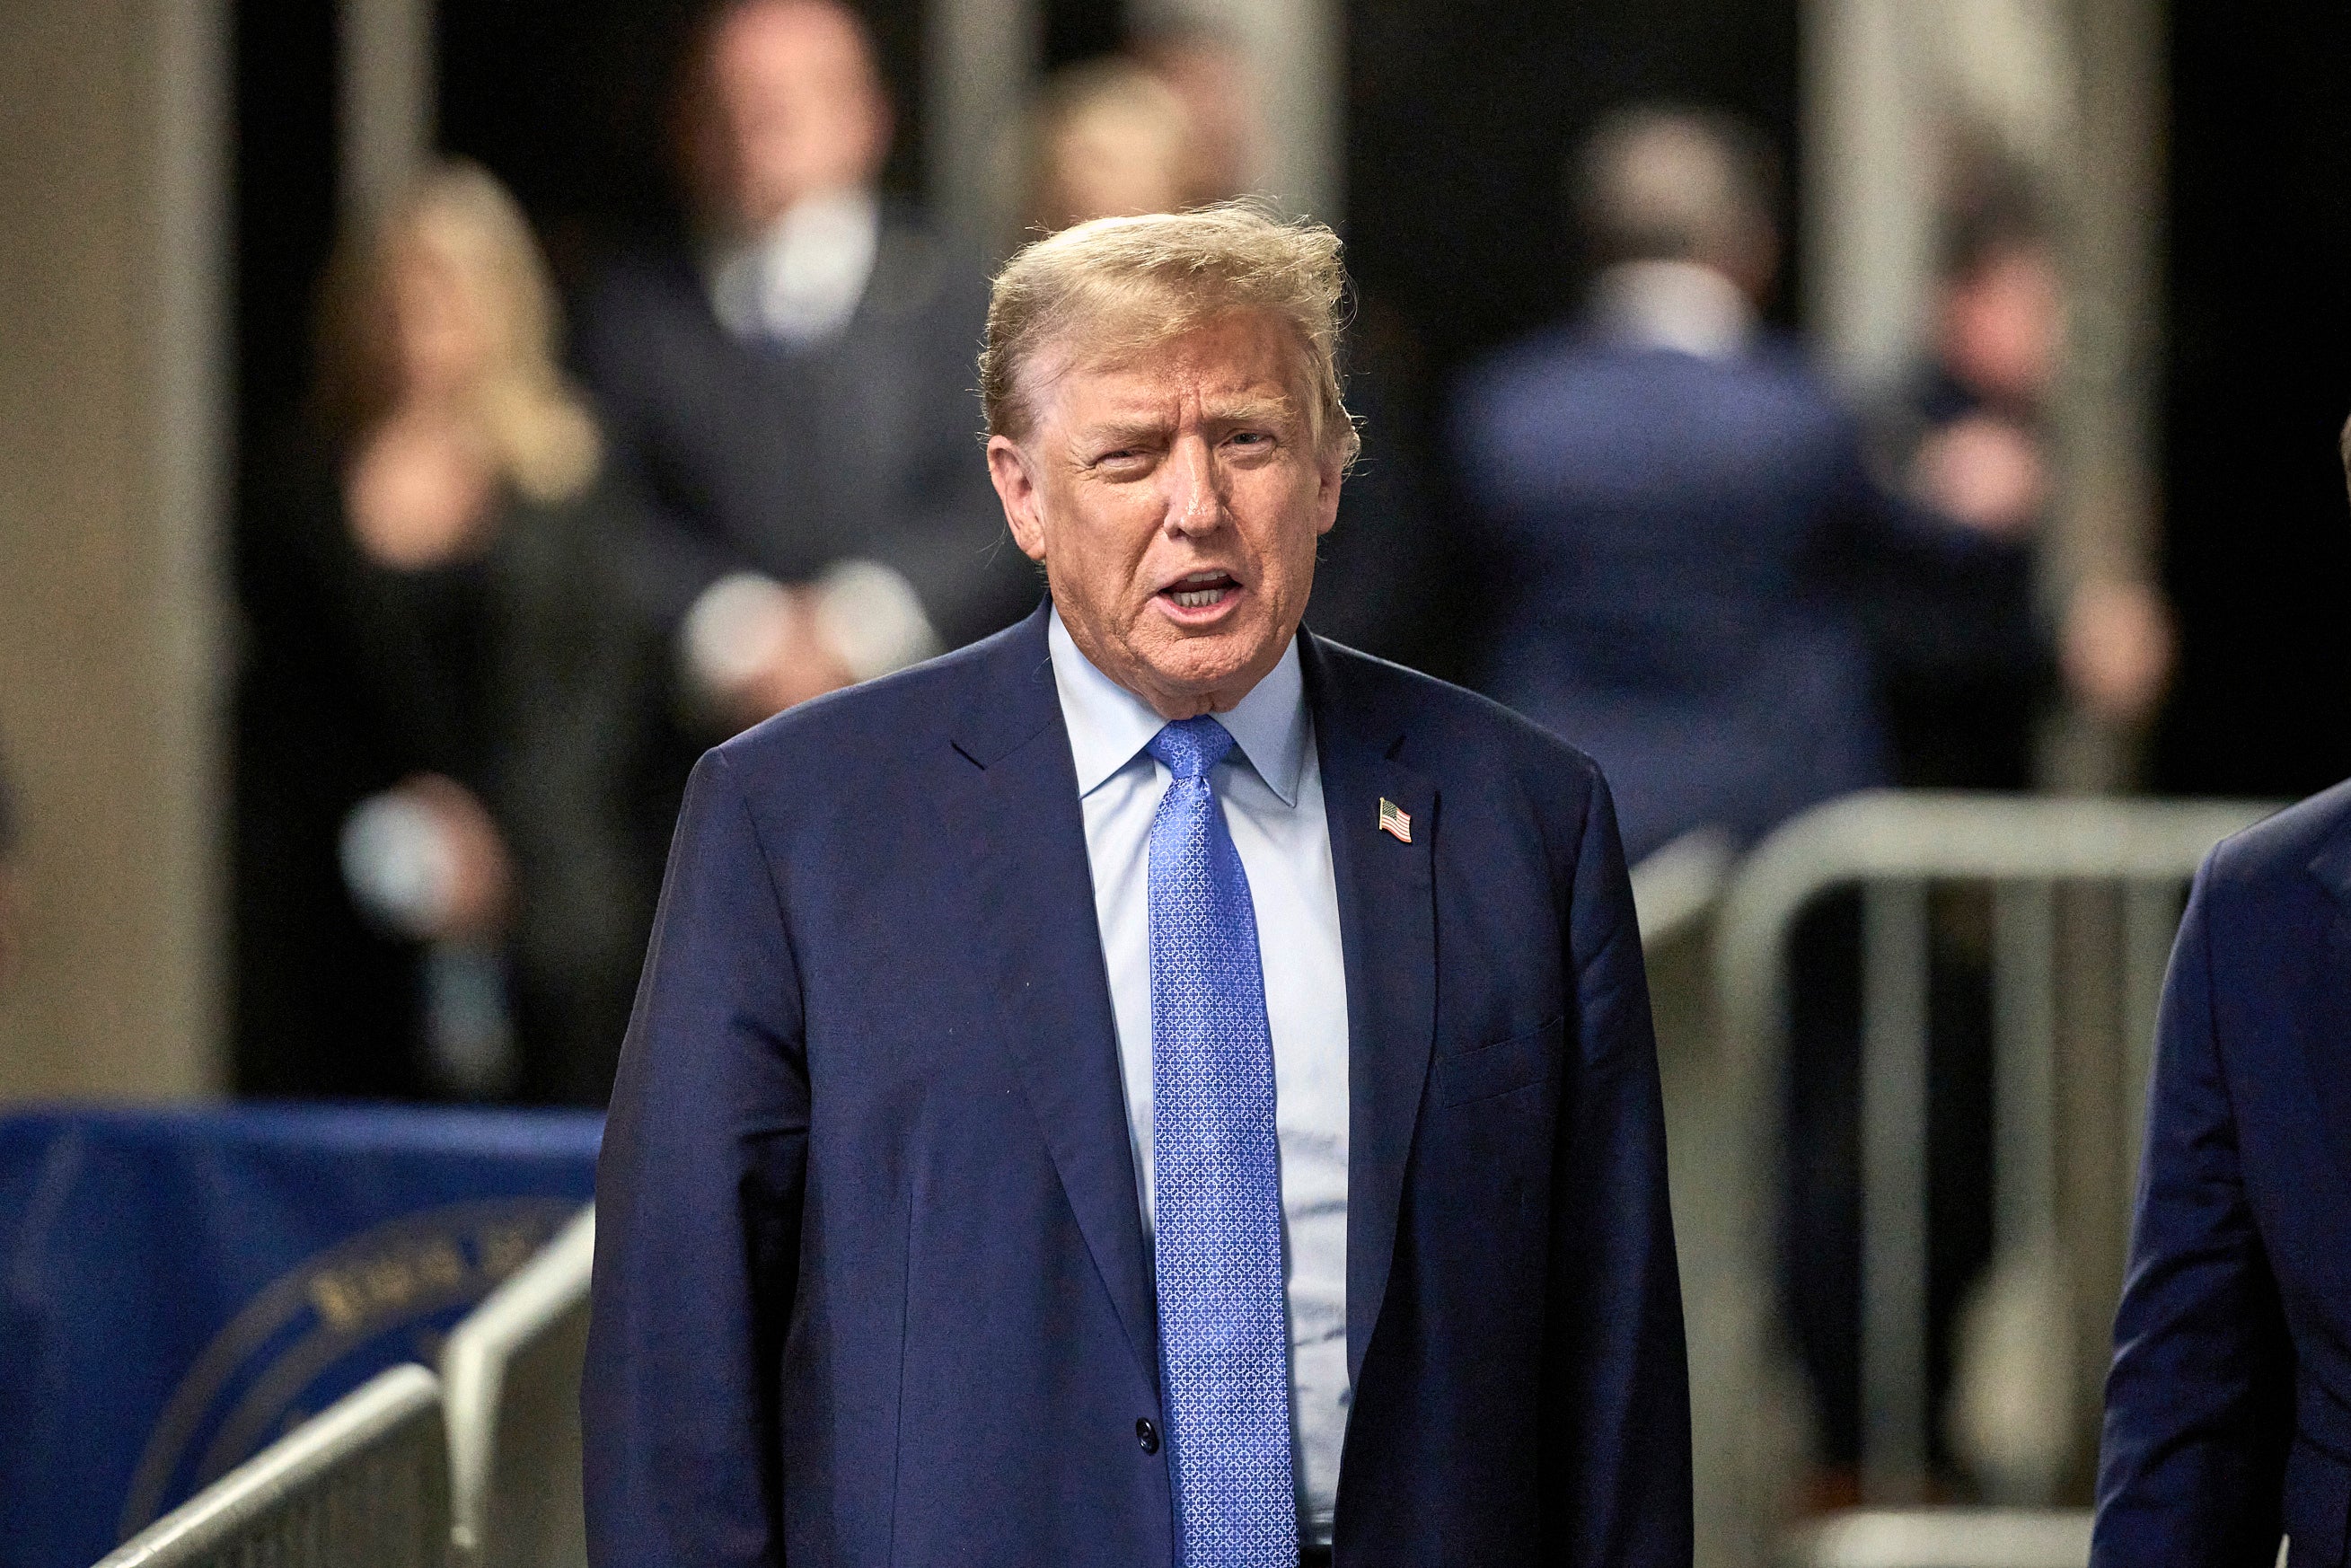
[944,606,1160,1390]
[1301,632,1439,1384]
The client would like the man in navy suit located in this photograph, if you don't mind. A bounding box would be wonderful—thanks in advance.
[583,206,1692,1565]
[2091,426,2351,1565]
[1448,107,2044,865]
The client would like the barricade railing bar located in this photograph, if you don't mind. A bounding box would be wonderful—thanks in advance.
[440,1202,595,1568]
[1704,790,2276,1524]
[1783,1506,2092,1568]
[92,1361,449,1568]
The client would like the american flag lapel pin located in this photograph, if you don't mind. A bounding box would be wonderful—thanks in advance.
[1378,797,1413,843]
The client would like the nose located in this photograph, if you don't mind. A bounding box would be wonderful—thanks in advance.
[1159,432,1220,538]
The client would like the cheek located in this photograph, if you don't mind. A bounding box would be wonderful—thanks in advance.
[1040,496,1155,608]
[1235,475,1326,595]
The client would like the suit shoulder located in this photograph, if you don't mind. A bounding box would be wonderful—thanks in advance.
[1312,638,1605,795]
[2203,776,2351,896]
[1448,326,1597,430]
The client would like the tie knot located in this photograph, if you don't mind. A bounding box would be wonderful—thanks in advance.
[1147,716,1236,781]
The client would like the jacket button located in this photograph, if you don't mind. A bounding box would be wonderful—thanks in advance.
[1135,1418,1160,1455]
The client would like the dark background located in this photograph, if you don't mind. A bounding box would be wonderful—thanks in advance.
[233,0,2351,799]
[2153,3,2351,797]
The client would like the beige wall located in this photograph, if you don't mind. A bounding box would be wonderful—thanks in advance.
[0,0,227,1098]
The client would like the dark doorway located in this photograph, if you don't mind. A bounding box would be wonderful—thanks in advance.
[2155,0,2351,798]
[1345,0,1802,378]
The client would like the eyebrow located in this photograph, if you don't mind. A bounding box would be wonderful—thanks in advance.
[1205,394,1300,428]
[1078,395,1302,450]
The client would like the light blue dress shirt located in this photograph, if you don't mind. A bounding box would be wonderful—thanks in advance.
[1046,608,1352,1545]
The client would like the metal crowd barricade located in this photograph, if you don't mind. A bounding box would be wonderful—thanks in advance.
[1695,790,2276,1567]
[440,1203,595,1568]
[92,1362,448,1568]
[1785,1508,2093,1568]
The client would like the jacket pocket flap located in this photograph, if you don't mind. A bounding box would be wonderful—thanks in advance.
[1429,1015,1564,1109]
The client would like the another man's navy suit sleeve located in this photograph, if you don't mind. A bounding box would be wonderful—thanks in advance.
[586,748,807,1568]
[1551,770,1695,1565]
[2091,856,2293,1567]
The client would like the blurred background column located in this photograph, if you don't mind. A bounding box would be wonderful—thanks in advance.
[1135,0,1343,224]
[2045,0,2164,791]
[1802,0,1938,392]
[339,0,434,224]
[926,0,1041,256]
[0,0,229,1098]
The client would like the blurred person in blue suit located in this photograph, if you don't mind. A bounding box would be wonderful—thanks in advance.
[576,0,1034,736]
[1450,107,2037,864]
[2086,422,2351,1568]
[1450,107,2082,1494]
[586,207,1690,1566]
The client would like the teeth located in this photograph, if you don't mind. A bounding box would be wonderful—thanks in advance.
[1171,586,1229,608]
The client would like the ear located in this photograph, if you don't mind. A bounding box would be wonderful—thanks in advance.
[988,436,1051,563]
[1311,441,1345,537]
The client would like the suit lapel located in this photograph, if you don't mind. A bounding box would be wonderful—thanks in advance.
[1301,631,1439,1384]
[943,604,1160,1389]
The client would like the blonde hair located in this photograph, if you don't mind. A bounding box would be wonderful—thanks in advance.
[317,160,601,504]
[981,201,1360,466]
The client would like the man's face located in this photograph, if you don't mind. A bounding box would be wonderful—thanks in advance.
[700,0,890,233]
[989,313,1343,719]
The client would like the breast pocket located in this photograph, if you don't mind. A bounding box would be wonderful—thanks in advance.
[1428,1015,1565,1110]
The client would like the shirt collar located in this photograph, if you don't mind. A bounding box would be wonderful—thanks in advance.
[1590,259,1757,361]
[706,187,881,344]
[1047,605,1309,807]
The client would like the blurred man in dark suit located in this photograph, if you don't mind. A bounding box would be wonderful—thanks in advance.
[1876,176,2171,793]
[2087,422,2351,1568]
[577,0,1033,730]
[1449,106,2038,865]
[1450,106,2062,1493]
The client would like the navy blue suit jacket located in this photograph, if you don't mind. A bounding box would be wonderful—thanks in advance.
[1449,329,2032,861]
[583,602,1691,1566]
[2093,781,2351,1566]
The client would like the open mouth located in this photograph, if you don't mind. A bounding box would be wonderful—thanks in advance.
[1160,569,1241,611]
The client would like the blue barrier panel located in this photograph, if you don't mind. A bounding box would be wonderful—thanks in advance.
[0,1103,600,1568]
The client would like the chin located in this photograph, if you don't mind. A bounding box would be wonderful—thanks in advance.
[1142,631,1265,697]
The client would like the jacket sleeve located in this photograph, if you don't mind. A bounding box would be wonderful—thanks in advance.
[2090,854,2293,1566]
[585,747,809,1568]
[1545,764,1695,1565]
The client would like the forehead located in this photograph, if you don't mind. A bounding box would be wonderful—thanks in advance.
[712,2,869,86]
[1043,312,1305,425]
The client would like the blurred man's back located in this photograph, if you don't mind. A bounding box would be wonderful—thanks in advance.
[1452,109,1888,860]
[1457,321,1884,860]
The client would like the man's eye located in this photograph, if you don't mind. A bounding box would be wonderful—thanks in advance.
[1228,431,1272,449]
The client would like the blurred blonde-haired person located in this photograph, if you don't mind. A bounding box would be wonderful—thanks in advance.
[235,161,670,1106]
[1021,58,1208,235]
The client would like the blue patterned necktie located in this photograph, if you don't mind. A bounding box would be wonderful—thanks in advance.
[1145,716,1297,1566]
